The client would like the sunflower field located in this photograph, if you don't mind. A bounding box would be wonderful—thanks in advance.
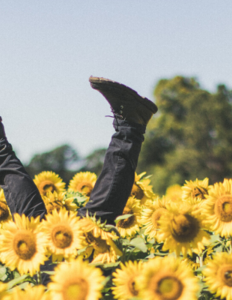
[0,170,232,300]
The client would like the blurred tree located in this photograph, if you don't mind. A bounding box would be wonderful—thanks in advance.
[25,144,107,185]
[79,148,107,175]
[25,144,80,184]
[137,76,232,195]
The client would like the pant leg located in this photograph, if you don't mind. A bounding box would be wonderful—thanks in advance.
[0,138,46,219]
[78,119,146,225]
[0,138,50,284]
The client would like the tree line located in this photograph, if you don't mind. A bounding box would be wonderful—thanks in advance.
[25,76,232,195]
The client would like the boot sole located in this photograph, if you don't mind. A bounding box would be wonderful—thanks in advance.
[89,76,158,114]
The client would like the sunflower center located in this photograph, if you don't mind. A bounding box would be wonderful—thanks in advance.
[52,225,73,249]
[92,237,109,253]
[215,195,232,222]
[40,180,57,196]
[13,230,36,260]
[117,207,135,228]
[191,187,208,199]
[85,232,95,244]
[152,208,167,228]
[131,183,144,200]
[0,201,9,221]
[77,182,93,196]
[156,276,183,300]
[128,278,139,296]
[171,214,200,243]
[220,265,232,287]
[63,279,89,300]
[85,232,109,253]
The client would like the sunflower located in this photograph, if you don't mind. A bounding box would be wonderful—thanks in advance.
[141,196,168,241]
[48,259,104,300]
[63,195,79,212]
[42,191,65,214]
[182,178,209,201]
[158,202,211,256]
[112,260,143,300]
[78,216,122,263]
[10,285,49,300]
[203,252,232,300]
[78,215,118,241]
[0,282,9,300]
[39,209,82,262]
[34,171,66,196]
[202,179,232,237]
[181,257,200,272]
[165,184,183,203]
[0,214,48,276]
[130,172,155,204]
[0,188,5,201]
[137,256,199,300]
[68,172,97,198]
[116,197,141,238]
[91,237,122,264]
[0,189,12,223]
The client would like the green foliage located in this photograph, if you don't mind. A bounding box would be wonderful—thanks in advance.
[79,148,107,175]
[138,76,232,195]
[25,144,80,184]
[25,145,106,184]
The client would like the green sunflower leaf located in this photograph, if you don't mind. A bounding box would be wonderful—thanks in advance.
[114,214,133,223]
[7,274,29,290]
[130,237,148,253]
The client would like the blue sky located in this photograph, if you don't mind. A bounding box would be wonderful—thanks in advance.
[1,0,232,163]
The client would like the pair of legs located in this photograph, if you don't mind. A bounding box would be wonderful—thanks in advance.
[0,77,157,224]
[0,77,157,285]
[0,118,145,224]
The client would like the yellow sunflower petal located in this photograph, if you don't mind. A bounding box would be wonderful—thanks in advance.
[34,171,66,196]
[137,256,199,300]
[0,214,48,276]
[203,252,232,300]
[39,209,82,262]
[48,259,104,300]
[68,172,97,197]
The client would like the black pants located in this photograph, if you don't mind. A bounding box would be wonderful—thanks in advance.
[0,119,145,284]
[0,118,145,224]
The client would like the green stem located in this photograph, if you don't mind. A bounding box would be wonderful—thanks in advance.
[199,255,203,268]
[37,271,42,285]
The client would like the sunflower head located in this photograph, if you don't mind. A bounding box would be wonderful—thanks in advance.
[203,252,232,300]
[0,214,48,276]
[0,282,9,300]
[112,260,143,299]
[159,202,210,256]
[42,191,65,214]
[130,172,156,204]
[202,179,232,236]
[182,178,209,201]
[48,259,104,300]
[137,256,199,300]
[78,216,122,263]
[165,184,183,202]
[0,190,11,223]
[68,172,97,197]
[141,196,168,241]
[10,285,49,300]
[34,171,66,196]
[39,209,82,261]
[116,197,141,238]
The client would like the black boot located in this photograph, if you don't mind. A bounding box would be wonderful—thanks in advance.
[89,76,158,126]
